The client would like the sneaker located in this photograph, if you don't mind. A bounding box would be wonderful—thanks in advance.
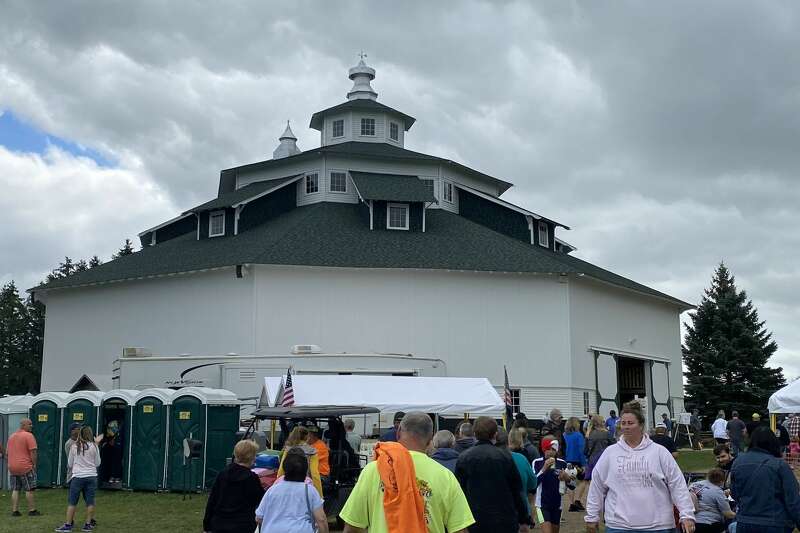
[90,519,97,527]
[575,501,586,511]
[568,503,579,512]
[81,522,95,531]
[29,510,42,516]
[12,511,21,517]
[54,524,73,532]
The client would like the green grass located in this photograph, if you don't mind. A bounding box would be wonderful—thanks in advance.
[676,449,717,473]
[0,489,208,533]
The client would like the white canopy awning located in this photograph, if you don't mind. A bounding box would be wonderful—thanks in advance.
[287,375,504,416]
[769,380,800,413]
[258,377,284,408]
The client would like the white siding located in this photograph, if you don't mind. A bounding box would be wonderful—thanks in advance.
[351,113,386,143]
[567,277,684,403]
[237,155,324,189]
[296,169,324,206]
[323,113,351,146]
[40,268,254,392]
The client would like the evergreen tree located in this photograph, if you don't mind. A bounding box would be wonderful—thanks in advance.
[683,263,786,423]
[47,256,76,281]
[0,282,30,394]
[113,239,135,259]
[88,255,102,268]
[21,295,44,393]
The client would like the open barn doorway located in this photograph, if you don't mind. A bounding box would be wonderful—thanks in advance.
[617,357,646,406]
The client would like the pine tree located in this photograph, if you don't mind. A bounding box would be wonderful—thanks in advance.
[0,282,31,394]
[113,239,135,259]
[683,263,786,423]
[88,255,102,268]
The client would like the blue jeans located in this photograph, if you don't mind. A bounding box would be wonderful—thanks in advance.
[68,476,97,506]
[735,524,793,533]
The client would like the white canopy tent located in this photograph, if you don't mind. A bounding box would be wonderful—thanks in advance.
[258,376,285,408]
[284,375,504,416]
[768,380,800,414]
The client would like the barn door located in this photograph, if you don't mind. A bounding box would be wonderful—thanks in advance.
[650,361,671,423]
[595,352,619,418]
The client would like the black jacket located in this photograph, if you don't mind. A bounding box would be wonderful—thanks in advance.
[731,448,800,529]
[454,436,476,454]
[455,440,529,533]
[203,462,264,533]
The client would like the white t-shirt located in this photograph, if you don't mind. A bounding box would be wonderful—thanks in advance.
[256,480,323,533]
[711,418,728,439]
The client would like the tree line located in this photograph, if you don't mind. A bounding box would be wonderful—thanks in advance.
[0,239,136,395]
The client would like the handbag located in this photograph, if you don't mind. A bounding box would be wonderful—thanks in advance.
[305,483,319,532]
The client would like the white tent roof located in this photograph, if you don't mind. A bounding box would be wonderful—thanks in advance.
[769,380,800,413]
[0,394,35,414]
[173,387,240,406]
[259,377,284,408]
[289,375,504,415]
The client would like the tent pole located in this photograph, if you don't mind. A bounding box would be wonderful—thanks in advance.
[270,420,276,450]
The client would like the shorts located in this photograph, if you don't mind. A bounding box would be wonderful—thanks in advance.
[10,470,36,492]
[696,523,727,533]
[540,506,562,524]
[68,476,98,506]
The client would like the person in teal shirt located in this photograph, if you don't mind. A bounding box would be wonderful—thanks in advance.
[505,428,538,528]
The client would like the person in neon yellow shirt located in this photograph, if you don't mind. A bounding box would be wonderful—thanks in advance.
[340,412,475,533]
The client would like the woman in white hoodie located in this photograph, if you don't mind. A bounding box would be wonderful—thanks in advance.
[55,426,102,532]
[585,402,696,533]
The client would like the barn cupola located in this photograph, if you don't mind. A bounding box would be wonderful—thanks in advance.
[272,121,301,159]
[347,55,378,100]
[309,54,416,148]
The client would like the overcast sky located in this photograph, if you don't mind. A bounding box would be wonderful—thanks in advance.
[1,1,798,377]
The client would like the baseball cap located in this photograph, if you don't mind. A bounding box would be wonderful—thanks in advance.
[752,413,761,420]
[304,423,320,434]
[393,411,406,422]
[542,438,559,452]
[656,422,667,429]
[69,422,81,432]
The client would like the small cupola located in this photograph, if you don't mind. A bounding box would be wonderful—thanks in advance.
[272,121,301,159]
[347,54,378,101]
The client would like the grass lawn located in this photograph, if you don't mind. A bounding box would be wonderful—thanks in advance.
[0,489,208,533]
[676,448,717,473]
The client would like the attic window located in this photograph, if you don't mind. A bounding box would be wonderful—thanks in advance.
[387,203,409,230]
[305,173,319,194]
[360,118,375,136]
[330,171,347,193]
[209,211,225,237]
[443,182,454,203]
[389,122,399,141]
[332,119,344,138]
[538,221,549,248]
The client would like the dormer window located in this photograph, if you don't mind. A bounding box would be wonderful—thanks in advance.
[360,118,375,136]
[538,221,549,248]
[305,173,319,194]
[389,122,399,141]
[443,182,454,203]
[332,119,344,138]
[209,211,225,237]
[387,203,409,230]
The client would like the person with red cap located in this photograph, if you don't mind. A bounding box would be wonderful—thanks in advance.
[533,439,574,533]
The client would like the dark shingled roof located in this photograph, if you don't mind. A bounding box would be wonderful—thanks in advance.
[219,142,513,196]
[309,99,416,131]
[34,202,692,308]
[185,175,300,213]
[350,171,436,203]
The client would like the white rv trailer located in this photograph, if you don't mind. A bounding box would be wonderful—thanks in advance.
[112,350,447,420]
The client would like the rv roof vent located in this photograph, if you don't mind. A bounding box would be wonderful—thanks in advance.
[123,347,152,358]
[226,352,239,356]
[291,344,322,355]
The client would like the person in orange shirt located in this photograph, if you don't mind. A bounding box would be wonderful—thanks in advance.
[6,418,41,517]
[307,425,330,479]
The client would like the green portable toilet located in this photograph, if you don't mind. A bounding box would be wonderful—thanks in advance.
[30,392,70,487]
[100,390,138,489]
[61,391,104,484]
[129,388,176,491]
[0,395,35,490]
[166,387,240,491]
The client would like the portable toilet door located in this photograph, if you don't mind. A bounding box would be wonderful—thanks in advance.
[166,387,240,491]
[167,389,206,492]
[100,390,138,489]
[61,391,104,484]
[201,389,240,489]
[30,392,70,487]
[129,389,175,491]
[0,395,35,490]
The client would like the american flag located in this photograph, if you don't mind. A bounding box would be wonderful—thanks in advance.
[281,367,295,407]
[504,365,514,423]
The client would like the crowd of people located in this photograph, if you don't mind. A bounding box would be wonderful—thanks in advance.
[5,403,800,533]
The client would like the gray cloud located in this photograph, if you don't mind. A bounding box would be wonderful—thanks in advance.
[1,0,798,376]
